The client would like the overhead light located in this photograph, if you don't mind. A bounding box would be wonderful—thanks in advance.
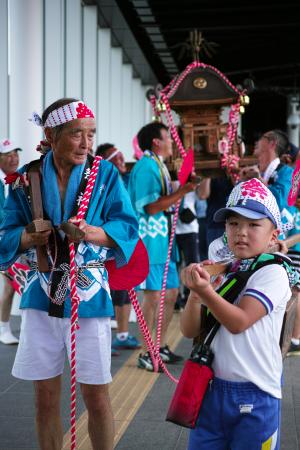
[145,27,160,34]
[140,16,155,23]
[153,42,168,50]
[161,57,175,63]
[136,8,152,14]
[149,35,164,42]
[132,1,149,6]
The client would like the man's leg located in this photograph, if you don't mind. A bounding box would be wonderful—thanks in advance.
[159,287,178,347]
[0,274,18,344]
[114,304,131,333]
[140,290,160,352]
[0,275,14,322]
[80,383,114,450]
[34,375,63,450]
[289,291,300,354]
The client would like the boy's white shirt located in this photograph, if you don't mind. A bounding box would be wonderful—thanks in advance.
[210,263,291,398]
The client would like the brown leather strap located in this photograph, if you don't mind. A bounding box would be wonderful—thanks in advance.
[27,164,52,272]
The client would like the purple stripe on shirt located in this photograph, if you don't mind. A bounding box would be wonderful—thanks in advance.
[245,288,273,312]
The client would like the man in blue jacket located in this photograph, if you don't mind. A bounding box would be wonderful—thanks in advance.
[0,139,22,344]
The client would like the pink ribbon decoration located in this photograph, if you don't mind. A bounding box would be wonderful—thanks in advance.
[178,148,194,185]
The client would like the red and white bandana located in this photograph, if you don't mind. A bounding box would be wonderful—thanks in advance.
[30,101,94,128]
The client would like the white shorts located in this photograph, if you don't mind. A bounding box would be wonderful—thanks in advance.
[12,309,112,385]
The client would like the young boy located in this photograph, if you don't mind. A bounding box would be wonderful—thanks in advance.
[180,178,297,450]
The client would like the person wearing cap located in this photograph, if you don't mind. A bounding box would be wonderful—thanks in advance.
[0,139,22,344]
[180,178,298,450]
[0,98,139,450]
[96,143,141,354]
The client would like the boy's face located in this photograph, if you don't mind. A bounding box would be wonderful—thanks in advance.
[225,213,279,259]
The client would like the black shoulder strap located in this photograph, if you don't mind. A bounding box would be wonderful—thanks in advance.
[199,254,290,345]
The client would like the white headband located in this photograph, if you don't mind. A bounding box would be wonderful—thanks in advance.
[30,101,94,128]
[105,149,121,161]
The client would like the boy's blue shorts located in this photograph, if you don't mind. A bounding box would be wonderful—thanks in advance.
[138,261,179,291]
[188,377,281,450]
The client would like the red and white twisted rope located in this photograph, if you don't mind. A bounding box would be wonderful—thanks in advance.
[68,155,102,450]
[155,200,181,355]
[128,289,178,383]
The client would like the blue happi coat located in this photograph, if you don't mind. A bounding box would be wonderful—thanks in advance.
[0,152,139,318]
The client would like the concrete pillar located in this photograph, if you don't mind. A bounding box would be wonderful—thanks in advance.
[82,5,98,114]
[0,0,9,138]
[121,63,133,160]
[65,0,82,99]
[9,0,43,164]
[109,47,122,148]
[97,28,111,144]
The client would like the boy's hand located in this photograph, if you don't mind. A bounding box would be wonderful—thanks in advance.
[181,263,211,293]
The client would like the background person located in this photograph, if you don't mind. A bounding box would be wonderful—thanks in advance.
[0,139,22,345]
[128,122,196,371]
[96,143,141,354]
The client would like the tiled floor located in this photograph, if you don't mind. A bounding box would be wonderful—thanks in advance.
[1,316,300,450]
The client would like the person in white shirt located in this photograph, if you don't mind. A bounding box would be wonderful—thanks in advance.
[176,191,200,308]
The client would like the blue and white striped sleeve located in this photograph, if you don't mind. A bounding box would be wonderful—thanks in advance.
[243,264,291,314]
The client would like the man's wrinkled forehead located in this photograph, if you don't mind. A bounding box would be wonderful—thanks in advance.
[63,117,96,132]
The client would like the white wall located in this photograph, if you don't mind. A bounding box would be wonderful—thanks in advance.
[0,0,9,138]
[97,27,111,145]
[65,0,82,99]
[82,5,98,114]
[1,2,152,166]
[9,0,43,165]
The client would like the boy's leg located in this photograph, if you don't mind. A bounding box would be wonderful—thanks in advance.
[188,380,228,450]
[34,376,63,450]
[230,386,280,450]
[80,383,114,450]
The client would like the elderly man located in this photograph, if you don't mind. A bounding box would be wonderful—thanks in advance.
[0,139,22,344]
[0,98,139,450]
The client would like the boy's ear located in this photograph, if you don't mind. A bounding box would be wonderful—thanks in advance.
[269,228,280,247]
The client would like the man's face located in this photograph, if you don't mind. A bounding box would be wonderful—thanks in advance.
[48,118,96,167]
[154,129,173,160]
[254,133,275,172]
[106,147,126,174]
[0,150,19,174]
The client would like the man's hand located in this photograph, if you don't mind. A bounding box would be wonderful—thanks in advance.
[181,263,211,293]
[68,217,117,247]
[67,217,89,242]
[20,229,51,251]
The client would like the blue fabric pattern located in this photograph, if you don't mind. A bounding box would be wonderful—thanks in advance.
[128,154,177,265]
[0,154,139,318]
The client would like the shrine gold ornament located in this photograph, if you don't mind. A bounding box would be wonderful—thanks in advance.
[193,77,207,89]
